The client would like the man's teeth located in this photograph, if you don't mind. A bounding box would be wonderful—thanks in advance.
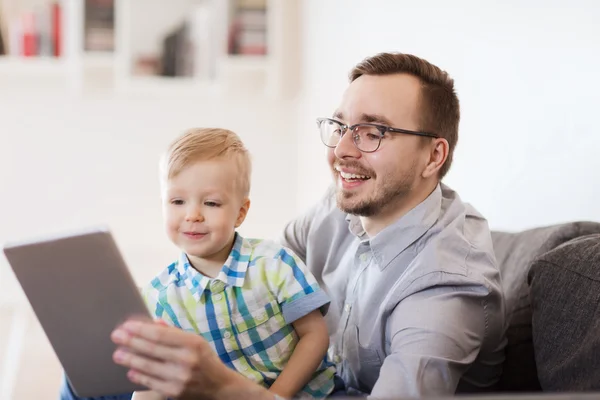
[340,171,369,180]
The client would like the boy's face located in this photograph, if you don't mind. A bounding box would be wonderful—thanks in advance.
[161,159,250,267]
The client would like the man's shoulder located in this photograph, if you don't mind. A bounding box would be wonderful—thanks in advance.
[412,184,498,286]
[437,184,495,256]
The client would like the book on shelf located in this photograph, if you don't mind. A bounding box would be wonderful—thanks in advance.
[132,2,216,81]
[0,0,62,58]
[0,20,5,55]
[228,0,267,56]
[84,0,114,52]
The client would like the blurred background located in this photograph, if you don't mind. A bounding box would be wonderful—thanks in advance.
[1,0,599,398]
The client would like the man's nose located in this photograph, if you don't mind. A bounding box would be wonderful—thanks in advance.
[334,129,361,159]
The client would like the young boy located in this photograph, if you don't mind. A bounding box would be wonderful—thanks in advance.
[133,128,336,399]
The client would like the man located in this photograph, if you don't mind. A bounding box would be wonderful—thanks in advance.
[62,52,506,399]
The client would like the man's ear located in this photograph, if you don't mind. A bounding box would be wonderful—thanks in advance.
[422,138,449,179]
[235,198,251,228]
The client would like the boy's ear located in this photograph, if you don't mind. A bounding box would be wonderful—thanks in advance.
[235,198,251,228]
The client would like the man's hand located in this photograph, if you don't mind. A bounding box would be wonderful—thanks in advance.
[111,319,272,400]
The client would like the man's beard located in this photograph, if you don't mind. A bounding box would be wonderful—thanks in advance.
[335,164,417,217]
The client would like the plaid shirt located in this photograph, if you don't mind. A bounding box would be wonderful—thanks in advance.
[142,233,336,398]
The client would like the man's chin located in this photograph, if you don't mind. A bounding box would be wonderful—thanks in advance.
[336,193,376,217]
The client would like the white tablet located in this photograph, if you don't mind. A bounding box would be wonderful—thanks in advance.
[3,226,152,397]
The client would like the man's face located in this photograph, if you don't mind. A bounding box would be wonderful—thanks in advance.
[328,73,431,217]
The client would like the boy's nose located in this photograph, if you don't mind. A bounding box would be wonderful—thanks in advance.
[185,207,204,222]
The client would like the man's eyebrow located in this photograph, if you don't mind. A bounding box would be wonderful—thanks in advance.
[332,111,344,120]
[361,113,393,126]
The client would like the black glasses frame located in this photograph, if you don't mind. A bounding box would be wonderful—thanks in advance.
[316,117,439,153]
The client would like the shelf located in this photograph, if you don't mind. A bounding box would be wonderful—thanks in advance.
[116,75,220,97]
[82,52,115,68]
[0,57,66,75]
[0,54,115,79]
[0,0,300,98]
[220,55,271,70]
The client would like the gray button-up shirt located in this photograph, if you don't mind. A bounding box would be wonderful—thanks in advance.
[281,184,507,398]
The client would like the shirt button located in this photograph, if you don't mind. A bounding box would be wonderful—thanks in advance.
[334,355,341,363]
[224,342,232,350]
[242,364,249,371]
[217,318,225,327]
[214,294,223,301]
[223,331,232,339]
[210,280,225,293]
[257,312,266,321]
[344,304,351,313]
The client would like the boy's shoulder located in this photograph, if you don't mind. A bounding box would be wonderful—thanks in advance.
[141,260,180,293]
[241,236,302,264]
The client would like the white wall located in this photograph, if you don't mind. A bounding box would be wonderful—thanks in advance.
[0,88,299,299]
[296,0,600,232]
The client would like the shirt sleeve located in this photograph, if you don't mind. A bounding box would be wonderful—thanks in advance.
[271,247,331,325]
[370,281,490,398]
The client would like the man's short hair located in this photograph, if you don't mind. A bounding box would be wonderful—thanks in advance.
[350,52,460,179]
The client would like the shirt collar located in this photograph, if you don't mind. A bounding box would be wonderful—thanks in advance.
[173,233,252,298]
[345,184,442,271]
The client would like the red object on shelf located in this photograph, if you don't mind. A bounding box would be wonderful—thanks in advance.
[22,12,37,56]
[52,2,62,57]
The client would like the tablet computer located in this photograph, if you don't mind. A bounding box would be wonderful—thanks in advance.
[3,226,151,397]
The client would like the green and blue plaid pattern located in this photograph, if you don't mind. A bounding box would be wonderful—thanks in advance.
[142,233,336,398]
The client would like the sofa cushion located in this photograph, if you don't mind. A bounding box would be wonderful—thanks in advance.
[528,234,600,391]
[491,221,600,391]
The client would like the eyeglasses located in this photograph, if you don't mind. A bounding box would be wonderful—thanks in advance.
[316,117,439,153]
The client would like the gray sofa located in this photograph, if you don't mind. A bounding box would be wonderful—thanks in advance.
[59,221,600,399]
[492,221,600,392]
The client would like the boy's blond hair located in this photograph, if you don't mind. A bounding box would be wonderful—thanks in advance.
[160,128,252,197]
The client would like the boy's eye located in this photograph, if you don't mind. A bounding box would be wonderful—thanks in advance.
[204,201,220,207]
[171,199,184,205]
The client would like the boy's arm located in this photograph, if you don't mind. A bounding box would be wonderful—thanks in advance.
[268,310,329,399]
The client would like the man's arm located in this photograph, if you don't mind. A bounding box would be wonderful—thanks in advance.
[371,282,498,398]
[280,185,335,262]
